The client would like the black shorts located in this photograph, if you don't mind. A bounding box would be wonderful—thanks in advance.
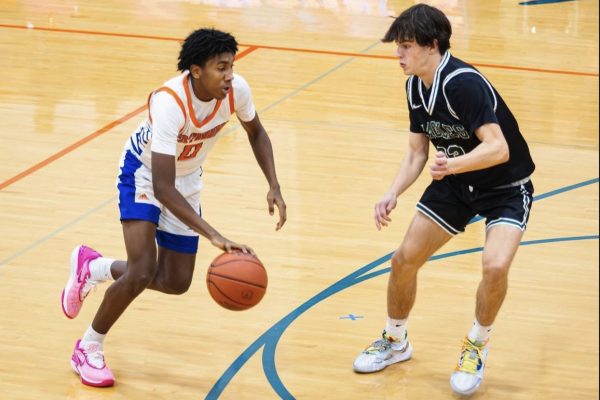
[416,176,534,235]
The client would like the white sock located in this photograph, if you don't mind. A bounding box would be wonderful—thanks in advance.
[81,325,106,346]
[468,319,492,344]
[385,317,408,342]
[89,257,115,282]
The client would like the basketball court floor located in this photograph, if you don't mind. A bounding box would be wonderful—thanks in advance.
[0,1,598,399]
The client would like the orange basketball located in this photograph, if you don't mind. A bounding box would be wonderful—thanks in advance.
[206,251,268,311]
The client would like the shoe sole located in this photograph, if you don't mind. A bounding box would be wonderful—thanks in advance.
[61,246,82,319]
[71,359,115,388]
[450,380,482,396]
[353,342,413,373]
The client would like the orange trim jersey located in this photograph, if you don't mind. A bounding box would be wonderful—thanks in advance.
[125,72,256,176]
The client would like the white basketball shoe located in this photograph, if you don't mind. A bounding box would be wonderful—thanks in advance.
[450,336,489,395]
[353,330,413,373]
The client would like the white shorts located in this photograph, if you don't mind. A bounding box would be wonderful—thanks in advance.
[116,150,203,253]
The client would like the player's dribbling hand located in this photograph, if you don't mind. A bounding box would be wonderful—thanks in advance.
[430,151,450,180]
[211,235,256,256]
[374,192,397,230]
[267,186,287,231]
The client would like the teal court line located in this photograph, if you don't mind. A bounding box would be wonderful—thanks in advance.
[206,178,599,399]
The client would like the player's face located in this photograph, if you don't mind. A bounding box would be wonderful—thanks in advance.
[190,52,235,101]
[395,40,432,76]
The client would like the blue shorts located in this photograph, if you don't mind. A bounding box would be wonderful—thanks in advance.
[116,150,202,254]
[416,176,534,235]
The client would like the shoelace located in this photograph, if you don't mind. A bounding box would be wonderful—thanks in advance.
[81,278,99,300]
[456,338,485,374]
[83,343,106,368]
[363,339,391,354]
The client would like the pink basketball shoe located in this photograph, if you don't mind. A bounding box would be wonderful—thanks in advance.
[61,245,101,319]
[71,339,115,387]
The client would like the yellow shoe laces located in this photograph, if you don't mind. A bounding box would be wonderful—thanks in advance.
[455,337,486,374]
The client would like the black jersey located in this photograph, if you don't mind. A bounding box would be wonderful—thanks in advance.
[407,52,535,188]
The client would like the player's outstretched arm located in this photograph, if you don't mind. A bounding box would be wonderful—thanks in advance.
[151,151,254,254]
[374,132,429,230]
[240,113,287,231]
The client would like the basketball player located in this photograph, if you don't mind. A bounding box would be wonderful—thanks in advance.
[61,28,287,387]
[352,4,535,396]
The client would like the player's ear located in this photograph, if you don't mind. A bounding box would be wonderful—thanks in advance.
[430,39,439,54]
[190,64,202,79]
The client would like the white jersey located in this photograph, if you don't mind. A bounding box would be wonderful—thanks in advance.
[124,71,256,176]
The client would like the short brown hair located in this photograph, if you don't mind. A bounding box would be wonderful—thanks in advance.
[382,4,451,54]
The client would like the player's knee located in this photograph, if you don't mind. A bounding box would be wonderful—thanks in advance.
[391,249,419,276]
[132,272,156,293]
[482,259,510,282]
[121,263,157,295]
[161,276,192,295]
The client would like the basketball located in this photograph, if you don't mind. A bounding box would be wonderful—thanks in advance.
[206,251,268,311]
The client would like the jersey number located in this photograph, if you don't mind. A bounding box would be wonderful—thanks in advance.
[436,144,466,158]
[178,143,203,161]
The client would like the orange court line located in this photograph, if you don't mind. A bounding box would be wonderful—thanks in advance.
[472,62,598,77]
[246,43,599,77]
[0,23,183,42]
[236,46,258,60]
[0,45,258,191]
[0,23,597,77]
[0,105,147,191]
[0,22,598,190]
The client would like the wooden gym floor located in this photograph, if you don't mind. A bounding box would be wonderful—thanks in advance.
[0,1,598,399]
